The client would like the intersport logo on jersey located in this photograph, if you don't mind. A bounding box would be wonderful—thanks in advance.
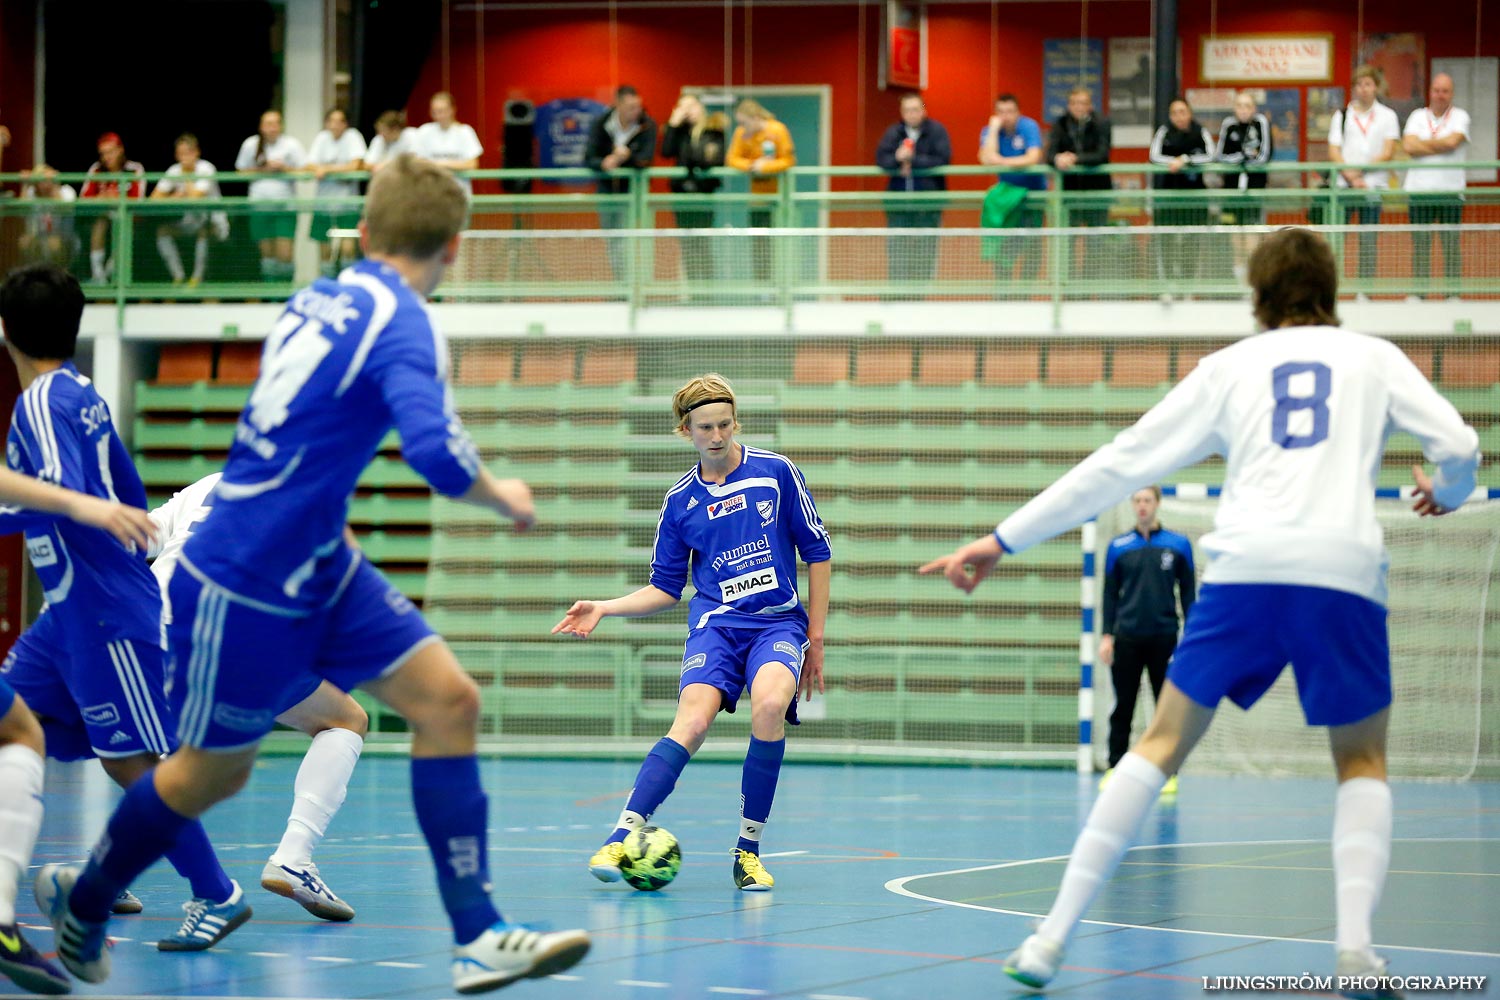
[720,567,779,602]
[707,495,747,519]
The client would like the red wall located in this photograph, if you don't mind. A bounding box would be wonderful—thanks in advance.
[0,0,37,173]
[409,0,1494,176]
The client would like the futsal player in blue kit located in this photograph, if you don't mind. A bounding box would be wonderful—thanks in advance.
[921,228,1481,999]
[33,155,590,995]
[554,373,831,891]
[0,263,253,954]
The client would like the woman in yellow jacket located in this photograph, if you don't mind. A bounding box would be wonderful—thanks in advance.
[726,99,795,284]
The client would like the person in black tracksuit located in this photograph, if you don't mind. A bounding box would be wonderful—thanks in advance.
[875,94,953,283]
[1148,100,1214,288]
[585,85,658,280]
[1045,88,1112,279]
[1099,486,1196,770]
[660,94,728,285]
[1216,92,1275,283]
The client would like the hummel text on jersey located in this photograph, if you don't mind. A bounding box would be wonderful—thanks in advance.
[707,495,747,520]
[720,567,779,602]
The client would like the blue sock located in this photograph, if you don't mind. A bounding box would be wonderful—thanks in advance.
[412,756,500,945]
[608,737,691,844]
[69,774,189,923]
[165,821,235,903]
[738,736,785,854]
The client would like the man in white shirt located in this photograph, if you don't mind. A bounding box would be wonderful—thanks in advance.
[306,108,368,276]
[414,91,483,194]
[1328,65,1401,285]
[1402,73,1469,299]
[363,110,420,172]
[921,228,1479,996]
[150,134,226,286]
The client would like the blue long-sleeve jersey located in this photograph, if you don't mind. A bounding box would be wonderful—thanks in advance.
[183,260,481,612]
[650,445,832,631]
[0,362,161,642]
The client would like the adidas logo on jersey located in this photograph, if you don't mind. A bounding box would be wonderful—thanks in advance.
[707,495,747,520]
[686,496,699,511]
[108,730,132,746]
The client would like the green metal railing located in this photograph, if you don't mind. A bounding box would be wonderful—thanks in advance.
[2,160,1496,306]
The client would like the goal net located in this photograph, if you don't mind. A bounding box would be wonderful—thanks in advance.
[1091,493,1500,780]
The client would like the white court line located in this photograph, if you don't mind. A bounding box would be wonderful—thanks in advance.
[548,974,584,981]
[707,988,766,996]
[249,951,290,958]
[758,850,810,858]
[808,995,872,1000]
[616,979,670,988]
[883,838,1500,959]
[374,961,425,969]
[308,956,356,963]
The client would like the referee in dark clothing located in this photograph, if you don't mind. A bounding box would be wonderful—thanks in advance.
[1099,485,1195,790]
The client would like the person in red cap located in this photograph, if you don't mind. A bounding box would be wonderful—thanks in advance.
[79,133,145,284]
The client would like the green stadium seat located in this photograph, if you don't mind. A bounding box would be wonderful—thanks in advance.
[426,569,632,603]
[465,419,631,452]
[453,382,634,414]
[133,418,235,451]
[429,530,637,566]
[353,531,430,563]
[347,494,433,527]
[135,381,249,415]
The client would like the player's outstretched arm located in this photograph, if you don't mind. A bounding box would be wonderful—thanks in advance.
[552,586,680,639]
[802,560,830,701]
[0,467,156,549]
[460,468,536,531]
[919,533,1004,594]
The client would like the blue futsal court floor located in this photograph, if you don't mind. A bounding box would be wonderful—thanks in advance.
[15,756,1500,999]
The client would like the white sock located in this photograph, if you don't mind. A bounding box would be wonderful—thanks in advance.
[192,237,208,281]
[89,249,107,282]
[270,727,363,868]
[0,744,45,925]
[1037,751,1165,946]
[157,235,185,281]
[1333,777,1392,955]
[612,808,647,838]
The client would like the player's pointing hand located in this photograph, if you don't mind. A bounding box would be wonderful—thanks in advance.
[919,533,1004,594]
[553,600,605,639]
[69,494,158,551]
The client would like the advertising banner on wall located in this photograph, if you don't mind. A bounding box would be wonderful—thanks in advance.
[533,98,608,170]
[1043,38,1104,124]
[1201,35,1333,83]
[1108,37,1155,148]
[880,0,926,90]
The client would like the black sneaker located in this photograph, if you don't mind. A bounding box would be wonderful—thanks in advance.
[0,921,70,995]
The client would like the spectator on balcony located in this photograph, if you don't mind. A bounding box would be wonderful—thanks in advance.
[236,110,306,283]
[1148,99,1214,298]
[1215,91,1274,283]
[980,93,1046,280]
[661,94,728,285]
[79,132,145,285]
[150,133,226,286]
[727,100,796,286]
[307,108,368,277]
[1046,87,1112,230]
[1402,73,1469,300]
[415,92,483,194]
[875,94,951,284]
[0,123,9,174]
[586,85,658,280]
[18,165,79,270]
[1328,65,1399,291]
[364,110,420,172]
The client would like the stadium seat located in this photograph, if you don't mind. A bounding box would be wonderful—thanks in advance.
[453,344,515,385]
[1398,342,1436,380]
[155,344,213,385]
[791,343,850,385]
[578,344,637,385]
[1110,344,1171,387]
[1174,342,1225,378]
[980,344,1041,385]
[1045,345,1104,385]
[1440,344,1500,388]
[517,344,575,385]
[853,343,913,385]
[917,345,978,386]
[216,343,262,385]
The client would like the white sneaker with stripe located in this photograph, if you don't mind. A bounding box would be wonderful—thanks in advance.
[452,921,591,994]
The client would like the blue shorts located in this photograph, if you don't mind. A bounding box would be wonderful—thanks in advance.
[169,556,438,751]
[1168,583,1390,727]
[0,608,174,762]
[680,622,807,722]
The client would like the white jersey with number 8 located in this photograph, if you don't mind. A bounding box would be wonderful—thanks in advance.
[997,326,1480,606]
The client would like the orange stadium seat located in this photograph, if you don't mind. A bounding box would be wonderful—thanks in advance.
[1045,344,1104,385]
[791,344,850,384]
[1440,344,1500,387]
[853,343,913,385]
[1110,344,1171,387]
[917,345,977,385]
[453,344,515,386]
[578,344,637,385]
[215,343,262,385]
[1174,342,1225,379]
[980,344,1040,385]
[155,344,213,385]
[517,344,575,386]
[1397,342,1436,380]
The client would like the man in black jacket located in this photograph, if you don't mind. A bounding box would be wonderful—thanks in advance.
[1046,87,1112,279]
[586,85,658,280]
[876,94,952,283]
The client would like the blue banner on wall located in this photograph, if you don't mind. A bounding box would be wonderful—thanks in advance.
[1263,88,1301,161]
[534,98,608,169]
[1043,38,1105,124]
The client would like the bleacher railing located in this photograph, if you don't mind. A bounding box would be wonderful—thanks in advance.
[3,160,1497,309]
